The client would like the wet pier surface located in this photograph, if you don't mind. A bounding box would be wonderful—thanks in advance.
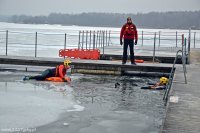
[100,45,179,57]
[162,49,200,133]
[0,55,172,76]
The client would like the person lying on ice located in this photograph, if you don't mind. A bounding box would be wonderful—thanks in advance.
[23,60,71,82]
[141,77,169,90]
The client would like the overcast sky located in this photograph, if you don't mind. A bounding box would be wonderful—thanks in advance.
[0,0,200,16]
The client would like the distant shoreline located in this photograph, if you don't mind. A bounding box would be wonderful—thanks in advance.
[0,11,200,30]
[0,10,200,30]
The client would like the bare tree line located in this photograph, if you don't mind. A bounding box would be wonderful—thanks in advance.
[0,11,200,29]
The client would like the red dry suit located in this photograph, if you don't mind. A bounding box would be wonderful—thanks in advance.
[120,23,138,41]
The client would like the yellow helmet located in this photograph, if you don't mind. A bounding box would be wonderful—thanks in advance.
[159,77,169,85]
[64,59,71,66]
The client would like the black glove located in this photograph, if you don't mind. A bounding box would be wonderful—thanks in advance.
[134,40,137,45]
[120,40,123,45]
[62,78,66,82]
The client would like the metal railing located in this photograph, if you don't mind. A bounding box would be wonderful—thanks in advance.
[0,29,199,58]
[163,41,188,105]
[78,30,111,50]
[77,30,194,62]
[0,30,75,57]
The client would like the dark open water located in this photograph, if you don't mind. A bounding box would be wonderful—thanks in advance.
[0,71,165,133]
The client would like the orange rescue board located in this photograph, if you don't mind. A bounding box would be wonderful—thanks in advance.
[135,59,144,63]
[45,77,71,82]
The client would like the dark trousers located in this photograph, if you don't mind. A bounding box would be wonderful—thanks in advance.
[122,39,135,63]
[29,69,54,81]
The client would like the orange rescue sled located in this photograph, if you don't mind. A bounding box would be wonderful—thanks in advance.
[135,59,144,63]
[45,77,71,82]
[59,49,100,60]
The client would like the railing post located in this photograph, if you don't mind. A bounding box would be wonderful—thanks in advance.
[96,31,99,48]
[184,38,187,63]
[64,33,67,49]
[158,31,161,47]
[182,41,190,84]
[63,33,67,59]
[101,31,103,47]
[181,45,187,83]
[101,31,103,48]
[103,31,105,55]
[181,34,184,54]
[182,34,184,45]
[99,31,101,48]
[82,31,84,49]
[188,29,191,64]
[176,31,178,47]
[86,31,88,49]
[153,32,156,62]
[108,30,111,46]
[194,32,196,48]
[185,38,187,57]
[35,32,37,57]
[187,29,191,61]
[106,31,108,46]
[89,30,92,49]
[78,31,81,49]
[93,31,96,49]
[141,30,143,46]
[5,30,8,56]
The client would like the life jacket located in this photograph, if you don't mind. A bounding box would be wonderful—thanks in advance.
[120,23,138,40]
[55,64,67,78]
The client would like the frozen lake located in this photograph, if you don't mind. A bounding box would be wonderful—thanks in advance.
[0,22,199,57]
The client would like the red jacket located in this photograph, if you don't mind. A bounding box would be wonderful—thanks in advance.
[55,64,70,78]
[120,23,138,41]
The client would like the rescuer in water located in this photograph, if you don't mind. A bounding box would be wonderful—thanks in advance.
[141,77,169,90]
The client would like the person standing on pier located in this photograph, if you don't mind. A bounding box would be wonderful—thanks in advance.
[120,17,138,65]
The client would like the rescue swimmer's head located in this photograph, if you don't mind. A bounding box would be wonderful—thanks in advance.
[64,59,71,67]
[159,77,169,85]
[127,17,132,24]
